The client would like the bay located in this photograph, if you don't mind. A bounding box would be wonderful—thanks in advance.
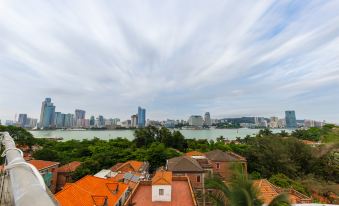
[29,128,293,141]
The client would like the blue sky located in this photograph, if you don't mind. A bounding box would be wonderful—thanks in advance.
[0,0,339,123]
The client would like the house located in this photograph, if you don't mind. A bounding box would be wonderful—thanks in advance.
[111,160,149,175]
[253,179,312,204]
[124,170,197,206]
[110,160,149,190]
[55,175,129,206]
[166,156,205,189]
[56,161,81,192]
[28,159,60,193]
[204,149,247,181]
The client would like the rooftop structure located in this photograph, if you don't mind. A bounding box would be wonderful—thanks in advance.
[124,170,197,206]
[254,179,312,204]
[55,175,128,206]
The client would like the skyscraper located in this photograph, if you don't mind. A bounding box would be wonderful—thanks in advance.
[137,107,146,128]
[131,114,138,128]
[39,98,56,129]
[285,110,297,128]
[89,116,95,127]
[75,109,86,120]
[18,114,27,127]
[55,112,65,128]
[204,112,211,126]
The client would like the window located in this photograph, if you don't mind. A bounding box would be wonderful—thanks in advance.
[159,189,164,196]
[216,163,220,169]
[197,175,201,183]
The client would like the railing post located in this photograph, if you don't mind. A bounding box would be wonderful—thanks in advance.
[0,132,57,206]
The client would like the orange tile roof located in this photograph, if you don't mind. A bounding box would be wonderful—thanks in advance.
[254,179,279,204]
[113,161,144,172]
[253,179,312,204]
[57,161,81,173]
[55,175,128,206]
[28,160,59,171]
[185,151,205,157]
[152,170,172,185]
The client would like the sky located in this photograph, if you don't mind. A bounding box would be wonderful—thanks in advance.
[0,0,339,123]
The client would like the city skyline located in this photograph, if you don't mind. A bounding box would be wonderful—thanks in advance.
[1,1,339,123]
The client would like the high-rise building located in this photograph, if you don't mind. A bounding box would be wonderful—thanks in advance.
[64,113,74,128]
[285,110,297,128]
[89,116,95,127]
[39,98,56,128]
[55,112,66,128]
[137,107,146,128]
[188,115,204,127]
[75,109,86,120]
[269,116,279,128]
[18,114,27,127]
[204,112,211,126]
[131,115,138,128]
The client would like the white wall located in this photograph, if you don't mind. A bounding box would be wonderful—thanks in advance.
[152,185,171,202]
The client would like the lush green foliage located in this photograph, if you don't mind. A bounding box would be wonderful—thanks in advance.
[0,125,35,146]
[206,165,290,206]
[269,173,309,195]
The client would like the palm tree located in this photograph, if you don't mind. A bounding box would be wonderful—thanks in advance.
[205,165,290,206]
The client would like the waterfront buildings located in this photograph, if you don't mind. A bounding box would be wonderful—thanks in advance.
[188,115,204,127]
[39,98,56,129]
[137,107,146,128]
[164,119,176,128]
[285,110,297,128]
[269,116,279,128]
[75,109,86,128]
[18,114,27,127]
[89,116,95,127]
[204,112,211,126]
[131,114,138,128]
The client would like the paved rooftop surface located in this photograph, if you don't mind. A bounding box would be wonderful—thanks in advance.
[129,181,195,206]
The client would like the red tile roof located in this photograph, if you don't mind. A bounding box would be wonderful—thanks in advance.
[111,161,144,172]
[185,151,205,157]
[254,179,312,204]
[152,170,172,185]
[57,161,81,173]
[126,178,196,206]
[28,160,59,171]
[55,175,128,206]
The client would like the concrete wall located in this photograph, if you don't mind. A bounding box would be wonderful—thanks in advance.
[152,185,171,202]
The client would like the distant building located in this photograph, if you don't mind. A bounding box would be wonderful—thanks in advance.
[39,98,56,129]
[204,112,211,126]
[122,120,131,128]
[131,115,138,128]
[188,115,204,127]
[89,116,95,127]
[97,115,104,127]
[26,118,38,128]
[55,112,65,128]
[137,107,146,128]
[164,119,176,128]
[285,111,297,128]
[18,114,27,127]
[64,113,74,128]
[269,116,279,128]
[277,118,286,128]
[75,109,86,120]
[5,120,14,126]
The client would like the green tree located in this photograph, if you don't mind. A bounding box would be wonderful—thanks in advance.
[0,125,35,147]
[206,166,290,206]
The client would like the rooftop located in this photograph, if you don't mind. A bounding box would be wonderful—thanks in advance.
[253,179,312,204]
[111,160,145,173]
[205,150,246,162]
[57,161,81,173]
[167,156,204,172]
[152,170,172,185]
[126,176,196,206]
[185,151,205,157]
[28,160,60,171]
[55,175,128,206]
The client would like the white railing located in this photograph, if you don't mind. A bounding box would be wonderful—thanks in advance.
[0,132,57,206]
